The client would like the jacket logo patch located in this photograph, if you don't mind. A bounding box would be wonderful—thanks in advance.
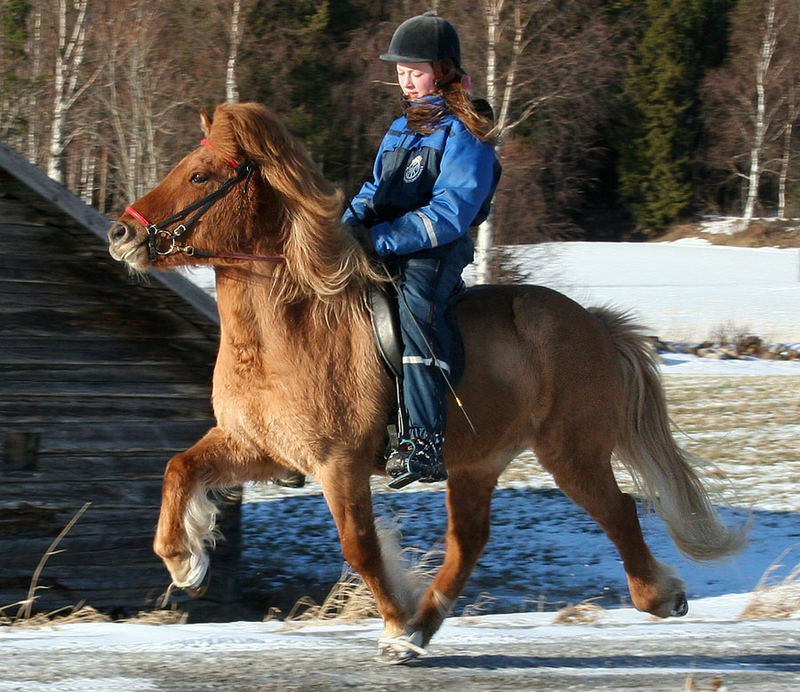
[403,154,424,183]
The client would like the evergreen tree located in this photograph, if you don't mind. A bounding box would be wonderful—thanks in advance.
[0,0,31,139]
[617,0,733,230]
[243,0,372,182]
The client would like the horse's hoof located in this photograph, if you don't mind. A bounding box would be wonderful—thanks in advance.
[182,568,211,598]
[377,631,426,664]
[671,592,688,617]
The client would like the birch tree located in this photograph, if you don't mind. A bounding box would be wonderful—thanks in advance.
[742,0,778,221]
[226,0,244,102]
[47,0,92,183]
[474,0,620,282]
[702,0,799,220]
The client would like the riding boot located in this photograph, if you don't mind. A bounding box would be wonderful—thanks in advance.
[386,432,446,489]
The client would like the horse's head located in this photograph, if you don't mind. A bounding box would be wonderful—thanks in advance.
[109,102,381,307]
[110,108,246,271]
[109,103,335,270]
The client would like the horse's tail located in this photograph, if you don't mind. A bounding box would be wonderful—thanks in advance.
[590,306,748,562]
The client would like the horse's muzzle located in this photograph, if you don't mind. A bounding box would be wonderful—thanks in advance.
[108,221,133,250]
[108,221,146,266]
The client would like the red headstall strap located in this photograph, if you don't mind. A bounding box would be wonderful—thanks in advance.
[123,139,283,264]
[125,205,152,228]
[200,138,241,169]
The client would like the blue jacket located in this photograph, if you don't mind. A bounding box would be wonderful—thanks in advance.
[344,100,501,258]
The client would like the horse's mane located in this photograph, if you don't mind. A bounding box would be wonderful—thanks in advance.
[207,102,384,322]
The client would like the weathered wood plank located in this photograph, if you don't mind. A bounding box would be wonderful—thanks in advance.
[1,395,212,422]
[0,478,165,507]
[7,452,174,476]
[0,505,162,536]
[0,304,218,341]
[0,155,235,616]
[0,336,216,366]
[0,166,218,325]
[0,222,87,254]
[2,420,212,453]
[0,363,214,387]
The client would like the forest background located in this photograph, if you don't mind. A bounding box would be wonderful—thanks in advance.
[1,0,798,280]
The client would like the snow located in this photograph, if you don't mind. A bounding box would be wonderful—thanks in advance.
[464,238,800,346]
[3,238,799,687]
[0,593,779,654]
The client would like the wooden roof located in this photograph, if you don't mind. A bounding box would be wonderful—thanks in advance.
[0,143,238,619]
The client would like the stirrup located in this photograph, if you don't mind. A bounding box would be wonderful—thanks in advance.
[388,469,422,490]
[385,437,446,489]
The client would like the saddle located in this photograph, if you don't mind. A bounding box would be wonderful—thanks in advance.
[367,284,465,443]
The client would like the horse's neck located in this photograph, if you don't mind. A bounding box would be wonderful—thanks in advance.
[213,265,359,349]
[214,265,290,331]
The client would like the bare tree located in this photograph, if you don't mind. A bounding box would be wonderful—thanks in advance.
[775,2,800,218]
[47,0,93,183]
[743,0,778,220]
[703,0,799,220]
[226,0,244,103]
[474,0,622,282]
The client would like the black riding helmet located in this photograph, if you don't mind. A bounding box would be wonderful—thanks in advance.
[380,11,461,66]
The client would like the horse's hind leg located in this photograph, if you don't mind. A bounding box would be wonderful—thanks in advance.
[539,442,686,618]
[154,427,278,592]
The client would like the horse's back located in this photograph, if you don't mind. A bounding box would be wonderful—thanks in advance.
[452,284,624,453]
[457,283,619,373]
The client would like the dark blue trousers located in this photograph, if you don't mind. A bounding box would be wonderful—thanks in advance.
[394,237,473,443]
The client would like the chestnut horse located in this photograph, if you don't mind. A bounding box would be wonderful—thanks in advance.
[108,102,744,661]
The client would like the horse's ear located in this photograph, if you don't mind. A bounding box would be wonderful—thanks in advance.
[200,110,212,137]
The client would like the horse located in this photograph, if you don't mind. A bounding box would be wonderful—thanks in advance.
[108,102,745,661]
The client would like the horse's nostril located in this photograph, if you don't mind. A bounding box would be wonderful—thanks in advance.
[108,222,130,244]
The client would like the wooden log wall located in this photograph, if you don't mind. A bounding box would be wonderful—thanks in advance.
[0,156,240,620]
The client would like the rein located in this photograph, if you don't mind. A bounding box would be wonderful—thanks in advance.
[125,140,283,264]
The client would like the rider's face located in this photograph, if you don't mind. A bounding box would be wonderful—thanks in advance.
[396,62,436,100]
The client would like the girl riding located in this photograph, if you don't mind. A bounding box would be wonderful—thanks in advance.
[344,12,501,487]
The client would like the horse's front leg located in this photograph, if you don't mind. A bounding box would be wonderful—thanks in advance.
[318,462,414,643]
[154,427,277,592]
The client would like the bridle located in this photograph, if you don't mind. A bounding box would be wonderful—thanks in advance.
[125,139,283,264]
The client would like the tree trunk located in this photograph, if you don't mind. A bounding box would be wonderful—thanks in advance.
[226,0,243,103]
[47,0,89,183]
[743,0,777,221]
[475,0,502,285]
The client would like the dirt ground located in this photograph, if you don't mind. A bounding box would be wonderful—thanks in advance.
[657,218,800,249]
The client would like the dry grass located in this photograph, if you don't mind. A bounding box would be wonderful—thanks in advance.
[499,375,799,514]
[1,502,95,630]
[123,608,188,625]
[552,599,605,625]
[0,603,110,630]
[274,532,443,628]
[274,564,379,627]
[739,545,800,620]
[683,673,726,691]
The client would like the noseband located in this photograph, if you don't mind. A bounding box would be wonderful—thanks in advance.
[125,140,282,264]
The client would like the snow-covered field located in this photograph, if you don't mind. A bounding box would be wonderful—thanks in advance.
[475,237,800,345]
[2,239,799,690]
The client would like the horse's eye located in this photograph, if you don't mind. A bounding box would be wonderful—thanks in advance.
[190,172,209,184]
